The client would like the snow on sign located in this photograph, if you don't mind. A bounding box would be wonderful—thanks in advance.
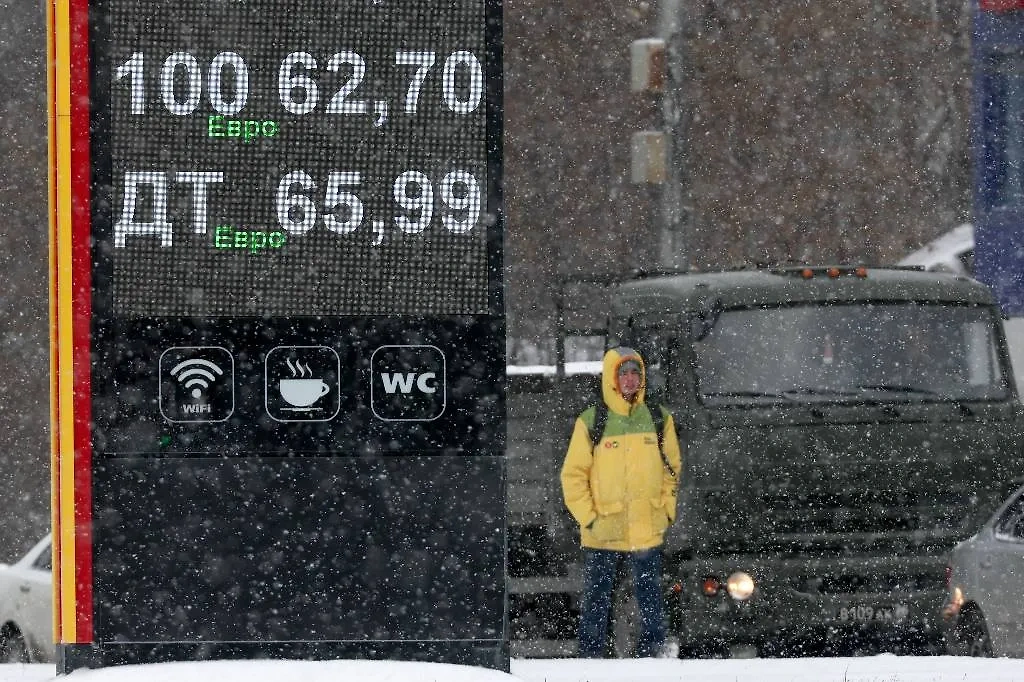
[48,0,505,674]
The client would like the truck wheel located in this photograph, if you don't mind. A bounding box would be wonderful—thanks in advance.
[957,609,993,657]
[677,639,728,659]
[609,574,639,658]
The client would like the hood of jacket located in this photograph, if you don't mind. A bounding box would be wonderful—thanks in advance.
[602,346,646,415]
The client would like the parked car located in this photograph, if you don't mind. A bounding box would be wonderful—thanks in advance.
[0,536,52,662]
[941,485,1024,656]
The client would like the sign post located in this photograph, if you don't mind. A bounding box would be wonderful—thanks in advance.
[973,4,1024,315]
[49,0,505,672]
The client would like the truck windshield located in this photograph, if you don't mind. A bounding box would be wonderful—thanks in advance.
[694,303,1009,404]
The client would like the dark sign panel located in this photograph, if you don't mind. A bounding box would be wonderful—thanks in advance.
[103,1,491,317]
[53,0,505,671]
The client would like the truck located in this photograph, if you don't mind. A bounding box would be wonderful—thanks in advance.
[507,265,1024,658]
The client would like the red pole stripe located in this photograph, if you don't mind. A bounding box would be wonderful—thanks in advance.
[68,0,92,642]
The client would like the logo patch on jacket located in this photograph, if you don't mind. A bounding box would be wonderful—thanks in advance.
[603,440,619,448]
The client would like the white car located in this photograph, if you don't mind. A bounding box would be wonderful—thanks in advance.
[0,536,52,662]
[941,485,1024,656]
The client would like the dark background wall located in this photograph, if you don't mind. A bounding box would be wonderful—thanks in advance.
[684,2,970,270]
[0,0,52,560]
[505,0,971,351]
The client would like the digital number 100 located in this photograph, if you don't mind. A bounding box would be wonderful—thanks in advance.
[114,51,483,117]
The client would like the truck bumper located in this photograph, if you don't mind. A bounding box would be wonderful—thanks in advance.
[671,554,947,655]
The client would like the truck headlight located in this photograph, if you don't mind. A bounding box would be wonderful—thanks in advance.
[727,571,755,601]
[942,586,964,621]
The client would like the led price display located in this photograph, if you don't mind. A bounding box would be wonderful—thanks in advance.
[102,0,490,317]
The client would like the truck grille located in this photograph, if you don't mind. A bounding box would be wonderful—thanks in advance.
[788,568,947,595]
[700,486,974,555]
[759,488,968,535]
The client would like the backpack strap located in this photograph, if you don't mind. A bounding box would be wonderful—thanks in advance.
[587,402,609,452]
[584,401,675,478]
[649,403,676,478]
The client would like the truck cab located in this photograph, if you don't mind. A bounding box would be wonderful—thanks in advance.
[506,265,1024,657]
[608,266,1024,656]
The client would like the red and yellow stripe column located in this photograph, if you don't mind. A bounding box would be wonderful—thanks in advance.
[48,0,93,646]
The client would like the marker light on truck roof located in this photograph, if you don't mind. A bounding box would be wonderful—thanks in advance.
[702,576,721,597]
[795,266,869,279]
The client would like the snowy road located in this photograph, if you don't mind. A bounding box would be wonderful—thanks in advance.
[1,656,1023,682]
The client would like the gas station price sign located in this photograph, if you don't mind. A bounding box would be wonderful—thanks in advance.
[49,0,505,672]
[101,0,494,317]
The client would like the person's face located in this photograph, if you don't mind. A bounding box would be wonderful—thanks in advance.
[618,368,642,401]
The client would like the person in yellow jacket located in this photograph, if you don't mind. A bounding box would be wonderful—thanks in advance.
[560,346,682,658]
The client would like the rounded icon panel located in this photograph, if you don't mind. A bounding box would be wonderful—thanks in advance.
[265,345,341,422]
[158,346,235,423]
[370,344,446,422]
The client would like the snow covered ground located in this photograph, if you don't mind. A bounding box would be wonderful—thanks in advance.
[1,657,1023,682]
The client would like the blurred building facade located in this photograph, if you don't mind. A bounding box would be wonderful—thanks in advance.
[506,0,971,356]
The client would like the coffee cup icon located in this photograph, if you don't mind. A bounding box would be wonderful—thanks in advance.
[279,378,330,408]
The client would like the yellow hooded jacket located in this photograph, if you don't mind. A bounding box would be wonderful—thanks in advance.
[559,347,683,551]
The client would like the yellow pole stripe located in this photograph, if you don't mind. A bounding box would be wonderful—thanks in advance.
[52,0,78,643]
[47,0,59,644]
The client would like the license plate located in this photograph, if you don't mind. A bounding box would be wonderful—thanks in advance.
[837,604,909,623]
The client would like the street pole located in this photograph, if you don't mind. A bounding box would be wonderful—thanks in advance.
[658,0,693,272]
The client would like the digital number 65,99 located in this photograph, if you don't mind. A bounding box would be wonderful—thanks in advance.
[275,170,481,236]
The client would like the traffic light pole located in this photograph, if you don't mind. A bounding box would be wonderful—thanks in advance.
[657,0,694,272]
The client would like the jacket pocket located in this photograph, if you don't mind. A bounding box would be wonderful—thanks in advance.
[651,498,670,534]
[591,511,626,542]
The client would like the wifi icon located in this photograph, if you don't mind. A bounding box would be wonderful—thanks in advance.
[170,358,224,399]
[159,346,235,423]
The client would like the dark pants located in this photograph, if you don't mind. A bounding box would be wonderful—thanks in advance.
[578,547,665,658]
